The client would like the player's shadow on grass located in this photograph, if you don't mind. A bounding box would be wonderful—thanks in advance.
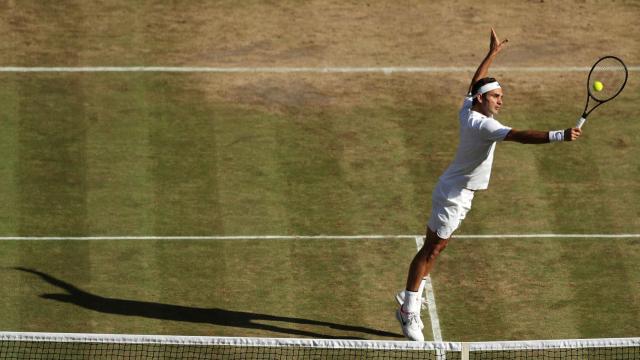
[15,267,402,340]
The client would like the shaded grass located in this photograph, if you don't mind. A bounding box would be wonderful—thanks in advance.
[84,75,155,235]
[0,79,19,235]
[0,239,411,339]
[0,0,639,349]
[146,76,224,235]
[0,71,637,341]
[16,76,88,236]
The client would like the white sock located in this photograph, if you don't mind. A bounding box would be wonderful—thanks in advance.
[403,290,421,313]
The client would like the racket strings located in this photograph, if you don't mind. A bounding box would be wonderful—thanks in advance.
[589,58,628,102]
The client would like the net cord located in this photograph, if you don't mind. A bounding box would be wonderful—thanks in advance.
[467,337,640,351]
[1,332,639,352]
[0,332,456,351]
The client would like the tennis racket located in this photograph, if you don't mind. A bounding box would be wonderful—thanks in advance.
[576,56,628,129]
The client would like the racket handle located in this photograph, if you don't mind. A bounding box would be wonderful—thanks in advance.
[576,117,586,129]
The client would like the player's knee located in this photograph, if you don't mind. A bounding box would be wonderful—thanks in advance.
[427,241,449,261]
[428,251,438,261]
[439,241,449,252]
[428,248,442,261]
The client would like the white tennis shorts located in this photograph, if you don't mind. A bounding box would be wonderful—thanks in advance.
[427,181,475,239]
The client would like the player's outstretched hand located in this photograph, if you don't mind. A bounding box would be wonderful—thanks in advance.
[489,27,508,55]
[563,128,582,141]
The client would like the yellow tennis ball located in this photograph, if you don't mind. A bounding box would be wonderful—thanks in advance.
[593,80,604,92]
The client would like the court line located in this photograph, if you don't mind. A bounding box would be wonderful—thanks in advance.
[414,236,444,344]
[1,66,639,73]
[0,234,638,240]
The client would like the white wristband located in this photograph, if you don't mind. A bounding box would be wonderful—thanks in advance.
[549,130,564,143]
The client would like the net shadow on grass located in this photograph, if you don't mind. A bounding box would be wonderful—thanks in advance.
[15,267,402,340]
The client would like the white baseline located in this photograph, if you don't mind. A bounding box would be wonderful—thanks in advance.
[0,234,638,241]
[1,66,639,73]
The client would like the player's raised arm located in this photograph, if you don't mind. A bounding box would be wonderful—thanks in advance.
[468,28,508,95]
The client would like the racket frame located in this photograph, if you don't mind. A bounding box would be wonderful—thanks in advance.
[576,55,628,129]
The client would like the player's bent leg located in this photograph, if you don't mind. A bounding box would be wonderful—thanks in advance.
[406,228,449,291]
[396,228,449,340]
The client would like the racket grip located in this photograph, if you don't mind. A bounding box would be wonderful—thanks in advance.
[576,117,586,129]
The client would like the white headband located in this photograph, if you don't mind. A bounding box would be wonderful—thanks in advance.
[476,81,501,96]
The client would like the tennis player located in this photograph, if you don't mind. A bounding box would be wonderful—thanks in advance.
[396,28,582,341]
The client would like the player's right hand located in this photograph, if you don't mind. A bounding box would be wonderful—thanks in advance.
[564,128,582,141]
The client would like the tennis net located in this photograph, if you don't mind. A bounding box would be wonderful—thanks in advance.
[0,332,638,359]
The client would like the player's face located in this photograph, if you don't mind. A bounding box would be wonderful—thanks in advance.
[481,88,503,116]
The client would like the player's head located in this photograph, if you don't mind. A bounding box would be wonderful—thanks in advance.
[472,77,503,116]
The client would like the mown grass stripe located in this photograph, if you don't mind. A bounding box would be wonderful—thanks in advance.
[146,76,224,235]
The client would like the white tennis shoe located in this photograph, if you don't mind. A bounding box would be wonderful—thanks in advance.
[396,305,424,341]
[395,291,424,329]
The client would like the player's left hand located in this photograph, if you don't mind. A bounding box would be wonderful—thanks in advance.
[489,27,508,55]
[563,127,582,141]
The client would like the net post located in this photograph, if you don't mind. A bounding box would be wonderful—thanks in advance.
[461,342,470,360]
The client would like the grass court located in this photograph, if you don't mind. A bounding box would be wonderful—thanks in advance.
[0,0,639,343]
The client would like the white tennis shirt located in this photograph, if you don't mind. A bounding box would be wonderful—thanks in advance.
[438,96,512,191]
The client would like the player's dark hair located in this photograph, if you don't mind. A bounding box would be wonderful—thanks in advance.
[471,77,497,105]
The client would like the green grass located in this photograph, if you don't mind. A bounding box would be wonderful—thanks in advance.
[0,72,638,342]
[2,239,411,339]
[436,238,640,341]
[0,1,639,346]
